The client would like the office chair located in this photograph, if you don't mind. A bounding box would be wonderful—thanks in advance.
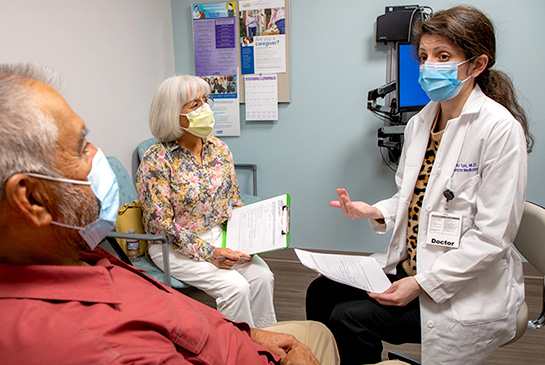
[102,156,189,289]
[512,201,545,330]
[389,200,545,363]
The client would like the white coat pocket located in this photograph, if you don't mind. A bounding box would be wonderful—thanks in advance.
[451,259,510,325]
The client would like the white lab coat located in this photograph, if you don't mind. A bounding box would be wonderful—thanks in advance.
[370,86,527,364]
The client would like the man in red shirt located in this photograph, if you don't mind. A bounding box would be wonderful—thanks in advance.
[0,63,339,364]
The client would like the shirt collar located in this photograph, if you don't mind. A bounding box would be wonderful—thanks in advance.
[0,254,121,304]
[418,84,485,125]
[458,84,486,116]
[164,136,215,154]
[164,140,181,153]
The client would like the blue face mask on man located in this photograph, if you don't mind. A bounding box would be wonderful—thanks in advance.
[26,148,120,250]
[418,59,473,102]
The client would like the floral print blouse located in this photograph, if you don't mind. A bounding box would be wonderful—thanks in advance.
[136,137,241,262]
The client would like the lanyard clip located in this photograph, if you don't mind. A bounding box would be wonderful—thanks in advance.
[443,189,455,211]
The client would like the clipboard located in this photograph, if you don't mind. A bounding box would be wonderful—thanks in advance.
[222,194,290,254]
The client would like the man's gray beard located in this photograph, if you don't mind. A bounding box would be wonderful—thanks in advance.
[51,183,100,244]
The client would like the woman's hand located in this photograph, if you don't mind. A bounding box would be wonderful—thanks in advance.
[330,188,384,220]
[368,277,422,306]
[211,247,251,269]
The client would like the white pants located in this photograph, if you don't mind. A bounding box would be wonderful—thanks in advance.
[148,225,277,328]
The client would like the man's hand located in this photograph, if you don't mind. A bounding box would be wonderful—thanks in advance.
[368,277,422,306]
[280,343,319,365]
[250,328,318,364]
[250,328,294,358]
[330,188,383,220]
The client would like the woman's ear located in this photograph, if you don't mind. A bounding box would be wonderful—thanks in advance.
[471,54,489,78]
[179,114,190,129]
[4,174,53,228]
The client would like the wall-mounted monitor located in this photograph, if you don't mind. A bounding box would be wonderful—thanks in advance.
[397,42,430,112]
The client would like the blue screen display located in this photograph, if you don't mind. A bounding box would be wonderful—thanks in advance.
[398,43,430,111]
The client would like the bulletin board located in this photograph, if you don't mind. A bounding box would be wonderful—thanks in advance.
[238,0,290,103]
[192,0,290,103]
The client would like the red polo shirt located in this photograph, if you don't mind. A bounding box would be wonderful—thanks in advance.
[0,248,279,364]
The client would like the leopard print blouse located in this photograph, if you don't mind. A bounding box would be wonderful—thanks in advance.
[401,119,444,276]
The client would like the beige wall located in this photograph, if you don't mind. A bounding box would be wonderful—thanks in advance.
[0,0,175,172]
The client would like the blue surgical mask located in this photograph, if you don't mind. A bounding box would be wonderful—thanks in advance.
[418,59,472,102]
[26,148,120,250]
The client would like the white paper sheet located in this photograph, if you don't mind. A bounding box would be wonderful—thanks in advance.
[211,92,240,137]
[224,194,289,254]
[294,249,391,293]
[244,74,278,121]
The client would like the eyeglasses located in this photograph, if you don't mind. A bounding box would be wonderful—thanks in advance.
[186,95,214,111]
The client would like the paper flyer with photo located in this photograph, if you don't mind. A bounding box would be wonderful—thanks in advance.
[192,2,238,76]
[239,0,286,74]
[201,75,240,136]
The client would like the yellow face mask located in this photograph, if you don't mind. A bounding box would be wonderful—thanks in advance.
[181,104,215,138]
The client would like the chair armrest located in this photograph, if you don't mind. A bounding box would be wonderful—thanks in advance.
[234,163,257,196]
[105,232,171,287]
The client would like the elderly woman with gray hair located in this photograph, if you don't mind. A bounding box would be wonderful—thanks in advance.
[136,75,276,328]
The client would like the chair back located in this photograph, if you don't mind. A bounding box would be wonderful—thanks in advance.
[106,156,139,206]
[512,201,545,331]
[105,155,189,289]
[514,201,545,275]
[138,137,158,163]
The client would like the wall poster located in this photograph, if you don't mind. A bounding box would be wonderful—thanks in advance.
[192,2,238,76]
[239,0,287,75]
[193,2,240,136]
[202,74,241,136]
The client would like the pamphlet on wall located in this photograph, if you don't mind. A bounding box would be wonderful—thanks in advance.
[294,249,392,293]
[200,74,240,136]
[223,194,290,254]
[239,0,287,75]
[192,2,238,77]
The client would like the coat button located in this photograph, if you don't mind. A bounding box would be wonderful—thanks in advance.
[421,242,427,248]
[426,205,433,212]
[427,321,434,328]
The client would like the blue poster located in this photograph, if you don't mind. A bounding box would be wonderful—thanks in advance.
[241,44,255,75]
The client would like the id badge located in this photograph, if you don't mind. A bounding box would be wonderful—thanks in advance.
[426,212,462,248]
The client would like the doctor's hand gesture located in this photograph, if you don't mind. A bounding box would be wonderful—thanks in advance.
[330,188,384,221]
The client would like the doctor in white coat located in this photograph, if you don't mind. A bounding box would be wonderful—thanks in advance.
[306,6,533,364]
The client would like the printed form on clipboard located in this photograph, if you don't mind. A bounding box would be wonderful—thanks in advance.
[222,194,290,255]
